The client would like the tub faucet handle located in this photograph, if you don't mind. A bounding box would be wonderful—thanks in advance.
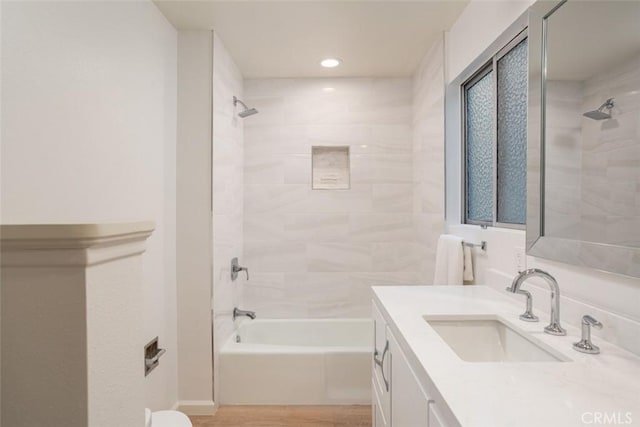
[231,257,249,281]
[233,307,256,321]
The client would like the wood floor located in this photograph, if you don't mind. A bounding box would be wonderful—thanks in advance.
[189,405,372,427]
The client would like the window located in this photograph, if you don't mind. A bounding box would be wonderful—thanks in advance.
[463,33,528,227]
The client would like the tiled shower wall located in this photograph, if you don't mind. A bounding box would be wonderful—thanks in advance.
[211,33,243,397]
[242,78,421,318]
[579,53,640,248]
[545,53,640,247]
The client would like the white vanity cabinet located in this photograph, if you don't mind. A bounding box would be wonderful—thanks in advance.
[372,301,452,427]
[372,302,391,427]
[388,330,430,426]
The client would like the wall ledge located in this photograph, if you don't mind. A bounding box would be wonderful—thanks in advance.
[0,221,155,266]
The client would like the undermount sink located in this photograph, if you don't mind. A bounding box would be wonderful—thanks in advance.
[424,315,569,363]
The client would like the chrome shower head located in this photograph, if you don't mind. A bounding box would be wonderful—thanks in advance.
[233,96,259,118]
[583,98,614,120]
[238,108,258,118]
[583,110,611,120]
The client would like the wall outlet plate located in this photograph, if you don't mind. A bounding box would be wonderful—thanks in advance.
[515,246,526,273]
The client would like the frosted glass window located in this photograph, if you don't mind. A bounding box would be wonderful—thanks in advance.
[462,33,528,227]
[465,70,495,223]
[497,38,528,224]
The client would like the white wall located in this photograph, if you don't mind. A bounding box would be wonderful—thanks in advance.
[413,35,446,283]
[544,80,583,239]
[445,0,640,356]
[0,1,179,409]
[242,78,418,319]
[176,31,214,411]
[211,33,244,402]
[446,0,533,83]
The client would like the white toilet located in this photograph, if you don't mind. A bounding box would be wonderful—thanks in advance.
[145,408,193,427]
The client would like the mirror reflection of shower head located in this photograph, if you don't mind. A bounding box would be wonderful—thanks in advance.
[233,96,258,118]
[583,98,614,120]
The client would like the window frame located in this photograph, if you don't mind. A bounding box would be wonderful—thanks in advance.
[461,29,528,229]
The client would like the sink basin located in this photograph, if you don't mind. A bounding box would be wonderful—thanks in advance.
[424,315,569,363]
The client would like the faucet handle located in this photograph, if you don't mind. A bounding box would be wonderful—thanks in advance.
[231,257,249,281]
[573,315,603,354]
[582,315,603,329]
[505,287,539,322]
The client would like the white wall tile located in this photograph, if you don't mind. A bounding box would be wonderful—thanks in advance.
[243,214,284,241]
[351,154,413,183]
[285,214,350,242]
[286,273,353,318]
[307,242,373,272]
[243,77,424,318]
[244,154,285,185]
[284,154,312,184]
[349,214,414,243]
[372,184,414,213]
[304,184,374,214]
[244,184,309,214]
[244,240,307,273]
[372,242,422,272]
[211,33,244,401]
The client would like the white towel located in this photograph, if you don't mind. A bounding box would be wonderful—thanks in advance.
[463,245,474,283]
[433,234,464,286]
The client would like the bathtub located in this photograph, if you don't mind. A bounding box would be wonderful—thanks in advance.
[219,319,373,405]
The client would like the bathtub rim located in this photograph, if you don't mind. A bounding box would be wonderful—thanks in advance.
[221,317,374,355]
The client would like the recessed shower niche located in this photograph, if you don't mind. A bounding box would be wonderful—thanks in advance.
[311,146,350,190]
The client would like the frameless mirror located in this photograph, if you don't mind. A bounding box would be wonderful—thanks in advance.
[527,0,640,277]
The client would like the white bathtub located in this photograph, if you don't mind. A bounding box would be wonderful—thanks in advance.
[219,319,373,405]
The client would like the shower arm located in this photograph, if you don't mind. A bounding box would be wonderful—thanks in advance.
[597,98,615,111]
[233,96,250,110]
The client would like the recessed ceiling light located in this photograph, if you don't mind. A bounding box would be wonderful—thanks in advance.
[322,87,336,93]
[320,58,341,68]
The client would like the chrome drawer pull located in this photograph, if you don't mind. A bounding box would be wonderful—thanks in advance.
[373,340,389,392]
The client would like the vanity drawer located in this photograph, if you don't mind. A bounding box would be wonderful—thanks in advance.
[373,379,389,427]
[389,329,429,427]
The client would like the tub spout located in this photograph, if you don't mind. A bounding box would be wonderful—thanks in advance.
[233,307,256,321]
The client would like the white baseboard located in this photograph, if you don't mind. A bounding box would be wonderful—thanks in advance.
[176,400,217,416]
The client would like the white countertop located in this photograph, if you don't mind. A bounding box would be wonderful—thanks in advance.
[373,285,640,427]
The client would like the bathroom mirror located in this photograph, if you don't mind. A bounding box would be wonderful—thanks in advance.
[527,0,640,277]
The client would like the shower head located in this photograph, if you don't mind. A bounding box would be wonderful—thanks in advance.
[583,110,611,120]
[583,98,614,120]
[238,108,259,118]
[233,96,259,118]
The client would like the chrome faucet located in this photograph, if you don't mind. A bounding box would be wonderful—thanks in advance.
[573,315,603,354]
[233,307,256,321]
[507,269,566,336]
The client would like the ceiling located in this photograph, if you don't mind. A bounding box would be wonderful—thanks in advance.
[546,1,640,81]
[154,1,469,78]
